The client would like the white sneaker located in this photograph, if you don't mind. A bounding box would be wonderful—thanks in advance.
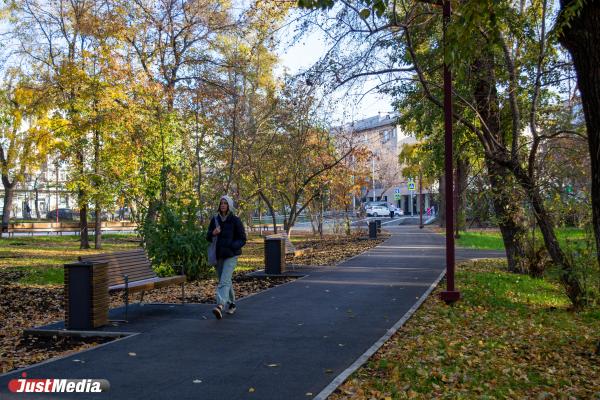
[226,304,236,315]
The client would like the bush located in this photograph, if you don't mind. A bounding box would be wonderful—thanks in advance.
[565,233,600,307]
[141,202,210,280]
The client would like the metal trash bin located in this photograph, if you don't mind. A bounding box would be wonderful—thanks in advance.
[264,237,286,274]
[64,262,109,330]
[368,221,377,239]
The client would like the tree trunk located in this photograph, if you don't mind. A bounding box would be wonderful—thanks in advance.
[258,192,277,234]
[1,180,15,237]
[80,202,89,249]
[438,174,446,227]
[307,206,317,235]
[486,160,529,273]
[510,161,583,305]
[558,0,600,267]
[318,195,324,239]
[34,187,40,220]
[76,147,89,249]
[94,204,102,249]
[455,157,469,238]
[93,126,101,250]
[472,55,529,273]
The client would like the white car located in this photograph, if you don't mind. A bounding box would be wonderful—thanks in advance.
[366,205,389,217]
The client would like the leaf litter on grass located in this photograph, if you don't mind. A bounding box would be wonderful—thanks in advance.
[330,260,600,400]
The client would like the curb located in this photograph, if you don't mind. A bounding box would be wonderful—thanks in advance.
[315,268,446,400]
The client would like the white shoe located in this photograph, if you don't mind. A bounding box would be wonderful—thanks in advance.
[226,304,236,315]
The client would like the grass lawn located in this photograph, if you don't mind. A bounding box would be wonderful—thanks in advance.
[0,232,380,285]
[0,234,141,285]
[452,228,586,251]
[0,233,268,285]
[332,259,600,399]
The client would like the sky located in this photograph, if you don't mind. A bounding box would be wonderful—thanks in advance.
[275,13,394,126]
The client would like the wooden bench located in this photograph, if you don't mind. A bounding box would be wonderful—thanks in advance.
[79,248,186,319]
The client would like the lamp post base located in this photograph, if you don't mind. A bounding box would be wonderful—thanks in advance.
[440,290,461,304]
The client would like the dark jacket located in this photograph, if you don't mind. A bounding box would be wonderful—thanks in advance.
[206,214,247,259]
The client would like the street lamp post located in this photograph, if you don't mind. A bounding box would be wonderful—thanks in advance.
[439,0,460,304]
[419,169,424,229]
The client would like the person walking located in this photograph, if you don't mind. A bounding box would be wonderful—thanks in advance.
[206,195,247,320]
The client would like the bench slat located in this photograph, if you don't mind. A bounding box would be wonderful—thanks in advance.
[105,264,154,274]
[81,248,146,258]
[81,259,151,270]
[108,272,157,286]
[109,275,185,292]
[93,260,153,271]
[79,252,148,263]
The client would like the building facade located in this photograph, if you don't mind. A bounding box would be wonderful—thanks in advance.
[340,113,435,215]
[0,158,73,219]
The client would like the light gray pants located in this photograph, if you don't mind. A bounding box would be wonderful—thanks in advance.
[216,256,238,307]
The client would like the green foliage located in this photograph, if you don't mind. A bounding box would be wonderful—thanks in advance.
[564,231,600,307]
[142,201,210,280]
[297,0,335,9]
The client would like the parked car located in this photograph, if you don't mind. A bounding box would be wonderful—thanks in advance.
[366,205,389,217]
[363,201,389,209]
[360,201,388,216]
[46,208,74,220]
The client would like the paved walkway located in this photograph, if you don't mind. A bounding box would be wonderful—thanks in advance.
[0,225,504,399]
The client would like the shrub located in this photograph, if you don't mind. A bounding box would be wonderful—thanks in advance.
[565,233,600,307]
[142,202,210,280]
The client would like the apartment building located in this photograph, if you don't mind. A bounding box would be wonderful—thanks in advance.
[0,158,73,219]
[339,112,434,215]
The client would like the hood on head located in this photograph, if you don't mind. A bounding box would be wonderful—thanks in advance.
[220,195,235,214]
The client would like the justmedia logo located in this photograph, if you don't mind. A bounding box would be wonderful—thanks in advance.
[7,372,110,393]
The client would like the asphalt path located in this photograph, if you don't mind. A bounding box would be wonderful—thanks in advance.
[0,225,504,399]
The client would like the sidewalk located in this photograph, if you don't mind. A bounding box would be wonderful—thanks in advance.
[0,225,504,399]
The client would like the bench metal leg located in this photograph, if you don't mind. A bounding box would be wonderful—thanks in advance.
[124,276,129,321]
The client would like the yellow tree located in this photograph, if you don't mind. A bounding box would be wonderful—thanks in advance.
[0,75,54,235]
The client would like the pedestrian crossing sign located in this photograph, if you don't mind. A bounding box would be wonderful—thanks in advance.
[408,182,415,191]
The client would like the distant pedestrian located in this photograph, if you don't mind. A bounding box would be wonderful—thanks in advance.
[206,195,247,320]
[389,205,395,219]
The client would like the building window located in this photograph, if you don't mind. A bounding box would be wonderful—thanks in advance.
[382,130,390,143]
